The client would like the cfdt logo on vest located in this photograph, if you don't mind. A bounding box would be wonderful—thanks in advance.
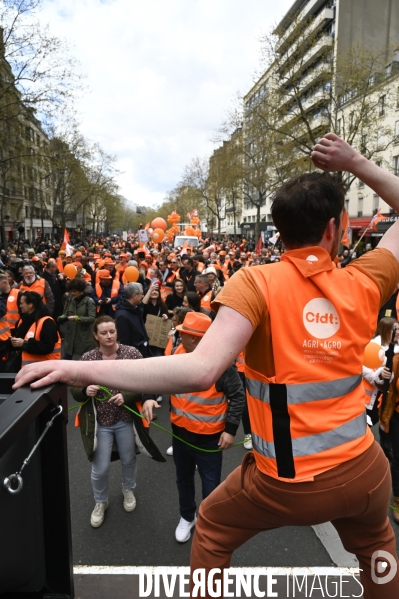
[303,298,340,339]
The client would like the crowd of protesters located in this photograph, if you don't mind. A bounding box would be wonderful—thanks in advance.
[0,229,393,536]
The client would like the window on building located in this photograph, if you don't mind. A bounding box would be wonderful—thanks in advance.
[379,95,386,116]
[243,217,247,223]
[395,121,399,138]
[373,195,380,211]
[394,156,399,176]
[358,197,363,217]
[25,205,29,218]
[336,118,341,134]
[377,127,385,148]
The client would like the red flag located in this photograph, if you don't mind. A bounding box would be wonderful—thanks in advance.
[370,209,388,232]
[256,235,263,254]
[60,228,70,251]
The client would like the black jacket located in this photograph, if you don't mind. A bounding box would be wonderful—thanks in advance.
[11,305,58,355]
[115,298,151,357]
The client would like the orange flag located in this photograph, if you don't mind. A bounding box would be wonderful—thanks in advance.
[370,209,388,232]
[56,255,64,273]
[341,208,350,247]
[60,228,70,251]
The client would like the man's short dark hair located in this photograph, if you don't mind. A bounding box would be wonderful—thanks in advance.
[271,172,345,248]
[183,258,193,267]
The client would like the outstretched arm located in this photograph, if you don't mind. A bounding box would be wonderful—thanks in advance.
[312,133,399,261]
[13,305,254,394]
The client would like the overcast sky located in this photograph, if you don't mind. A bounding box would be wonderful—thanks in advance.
[41,0,294,207]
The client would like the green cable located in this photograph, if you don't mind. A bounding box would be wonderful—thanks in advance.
[69,385,246,453]
[69,389,399,504]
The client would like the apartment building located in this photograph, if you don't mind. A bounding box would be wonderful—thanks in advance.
[241,0,399,241]
[0,34,52,245]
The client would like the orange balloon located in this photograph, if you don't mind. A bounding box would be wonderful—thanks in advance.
[64,264,77,279]
[363,341,385,369]
[151,217,167,231]
[124,266,139,282]
[152,228,165,243]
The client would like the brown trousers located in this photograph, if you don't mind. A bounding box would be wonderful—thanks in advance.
[190,441,399,599]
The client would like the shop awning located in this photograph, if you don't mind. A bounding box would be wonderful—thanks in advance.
[349,218,371,229]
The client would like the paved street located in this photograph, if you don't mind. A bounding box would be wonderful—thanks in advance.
[67,390,399,568]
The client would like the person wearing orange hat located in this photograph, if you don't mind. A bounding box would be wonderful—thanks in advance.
[92,269,121,317]
[143,312,245,543]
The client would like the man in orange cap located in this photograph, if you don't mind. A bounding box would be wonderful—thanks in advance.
[143,312,245,543]
[92,269,121,317]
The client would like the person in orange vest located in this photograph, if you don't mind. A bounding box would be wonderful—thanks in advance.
[143,312,245,543]
[5,264,55,330]
[92,269,121,317]
[0,273,12,369]
[193,274,214,311]
[9,291,60,370]
[14,135,399,596]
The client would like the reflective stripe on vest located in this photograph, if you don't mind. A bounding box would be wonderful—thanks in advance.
[252,412,367,460]
[170,381,227,434]
[0,318,10,341]
[244,247,379,482]
[235,352,245,373]
[170,405,226,423]
[246,374,362,405]
[6,293,20,326]
[21,316,61,366]
[362,378,375,406]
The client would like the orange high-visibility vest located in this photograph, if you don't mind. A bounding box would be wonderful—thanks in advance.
[170,346,228,434]
[161,272,176,301]
[21,316,61,366]
[244,247,379,482]
[217,261,229,279]
[0,309,11,342]
[363,378,375,407]
[8,279,48,326]
[235,351,245,374]
[95,279,120,312]
[5,291,20,328]
[200,291,212,311]
[20,278,46,299]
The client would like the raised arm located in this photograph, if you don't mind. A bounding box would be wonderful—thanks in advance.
[311,133,399,261]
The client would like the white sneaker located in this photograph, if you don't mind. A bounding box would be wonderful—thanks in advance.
[243,434,253,450]
[90,501,108,528]
[175,515,197,543]
[123,489,136,512]
[166,446,173,456]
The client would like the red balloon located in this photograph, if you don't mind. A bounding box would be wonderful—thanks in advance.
[151,217,167,231]
[124,266,139,282]
[152,228,165,243]
[64,264,77,279]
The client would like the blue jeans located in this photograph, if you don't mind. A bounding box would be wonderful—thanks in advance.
[91,420,136,503]
[172,424,222,522]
